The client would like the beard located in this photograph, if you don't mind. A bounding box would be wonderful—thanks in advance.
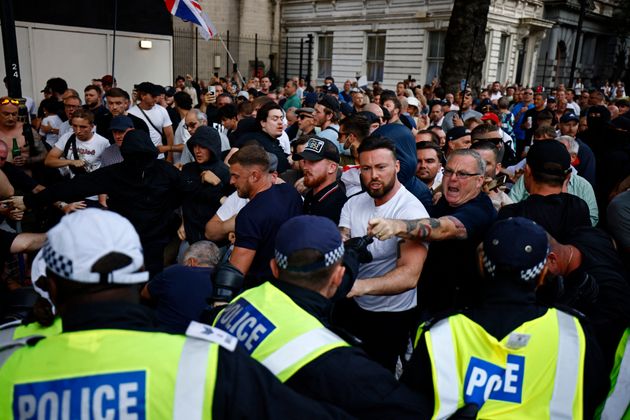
[303,170,328,189]
[364,174,396,199]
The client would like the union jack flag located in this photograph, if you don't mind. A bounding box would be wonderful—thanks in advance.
[164,0,217,40]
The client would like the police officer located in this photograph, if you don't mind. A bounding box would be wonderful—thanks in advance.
[597,328,630,419]
[0,209,349,419]
[400,217,608,419]
[213,215,432,418]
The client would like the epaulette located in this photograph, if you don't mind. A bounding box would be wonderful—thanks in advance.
[185,321,238,352]
[553,304,587,321]
[0,335,45,369]
[328,325,362,347]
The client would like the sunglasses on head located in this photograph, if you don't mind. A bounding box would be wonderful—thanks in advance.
[1,98,19,106]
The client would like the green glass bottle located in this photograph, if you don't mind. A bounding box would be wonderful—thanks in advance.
[11,138,20,159]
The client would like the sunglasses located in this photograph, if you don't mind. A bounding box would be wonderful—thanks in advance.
[298,114,313,120]
[1,98,19,105]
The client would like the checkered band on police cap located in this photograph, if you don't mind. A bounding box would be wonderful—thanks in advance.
[482,217,549,284]
[275,215,344,271]
[43,208,149,284]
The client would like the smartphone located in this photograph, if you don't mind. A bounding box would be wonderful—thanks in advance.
[486,174,508,191]
[209,86,216,95]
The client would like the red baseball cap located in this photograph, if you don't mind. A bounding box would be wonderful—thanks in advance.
[481,112,500,125]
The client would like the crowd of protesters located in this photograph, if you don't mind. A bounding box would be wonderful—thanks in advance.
[0,70,629,419]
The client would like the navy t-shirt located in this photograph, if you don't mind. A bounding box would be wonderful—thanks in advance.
[147,264,213,334]
[235,183,303,288]
[419,193,497,317]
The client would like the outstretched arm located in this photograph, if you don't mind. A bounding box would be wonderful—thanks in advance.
[368,216,468,242]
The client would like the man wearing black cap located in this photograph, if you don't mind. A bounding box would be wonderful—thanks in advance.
[214,215,431,418]
[499,140,591,241]
[0,209,348,419]
[295,136,347,224]
[314,95,341,146]
[100,115,134,167]
[128,82,175,162]
[400,217,607,419]
[508,139,599,227]
[444,126,472,156]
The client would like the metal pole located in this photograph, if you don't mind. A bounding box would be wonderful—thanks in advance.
[299,38,304,81]
[112,0,118,80]
[306,34,313,87]
[284,36,289,84]
[0,0,22,98]
[195,26,199,81]
[226,30,230,78]
[255,33,259,78]
[569,0,586,88]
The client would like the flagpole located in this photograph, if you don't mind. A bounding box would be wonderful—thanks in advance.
[112,0,118,80]
[215,32,245,84]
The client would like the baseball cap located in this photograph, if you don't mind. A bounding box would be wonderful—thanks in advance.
[295,136,340,163]
[350,87,363,94]
[356,111,380,125]
[560,113,579,124]
[296,107,315,116]
[101,75,115,86]
[446,126,470,142]
[326,84,340,95]
[110,115,134,131]
[318,95,340,114]
[482,217,549,285]
[407,97,421,109]
[134,82,161,96]
[481,112,500,125]
[41,208,148,284]
[275,215,344,272]
[237,91,250,100]
[164,86,176,97]
[526,140,571,177]
[304,92,319,107]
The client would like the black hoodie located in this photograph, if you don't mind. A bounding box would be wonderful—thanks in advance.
[181,126,231,243]
[25,130,183,245]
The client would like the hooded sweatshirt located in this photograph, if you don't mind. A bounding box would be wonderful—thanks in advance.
[181,126,231,243]
[25,130,183,245]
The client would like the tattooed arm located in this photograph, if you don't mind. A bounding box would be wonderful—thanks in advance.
[367,216,468,242]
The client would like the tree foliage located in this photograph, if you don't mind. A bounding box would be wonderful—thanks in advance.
[440,0,491,94]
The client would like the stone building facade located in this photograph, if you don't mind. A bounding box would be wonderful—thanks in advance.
[279,0,621,89]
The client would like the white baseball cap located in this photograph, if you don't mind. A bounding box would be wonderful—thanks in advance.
[41,209,148,284]
[406,96,421,109]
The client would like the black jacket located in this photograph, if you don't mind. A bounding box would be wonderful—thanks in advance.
[25,130,183,245]
[181,126,231,243]
[273,280,432,419]
[235,122,290,173]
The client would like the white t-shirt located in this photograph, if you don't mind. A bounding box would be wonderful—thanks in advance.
[128,104,172,158]
[339,185,429,312]
[340,166,362,197]
[215,191,249,221]
[39,115,63,147]
[54,131,110,177]
[173,119,190,165]
[58,120,72,138]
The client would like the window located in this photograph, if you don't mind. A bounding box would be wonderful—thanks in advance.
[366,33,386,82]
[496,34,510,82]
[317,34,333,79]
[427,31,446,83]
